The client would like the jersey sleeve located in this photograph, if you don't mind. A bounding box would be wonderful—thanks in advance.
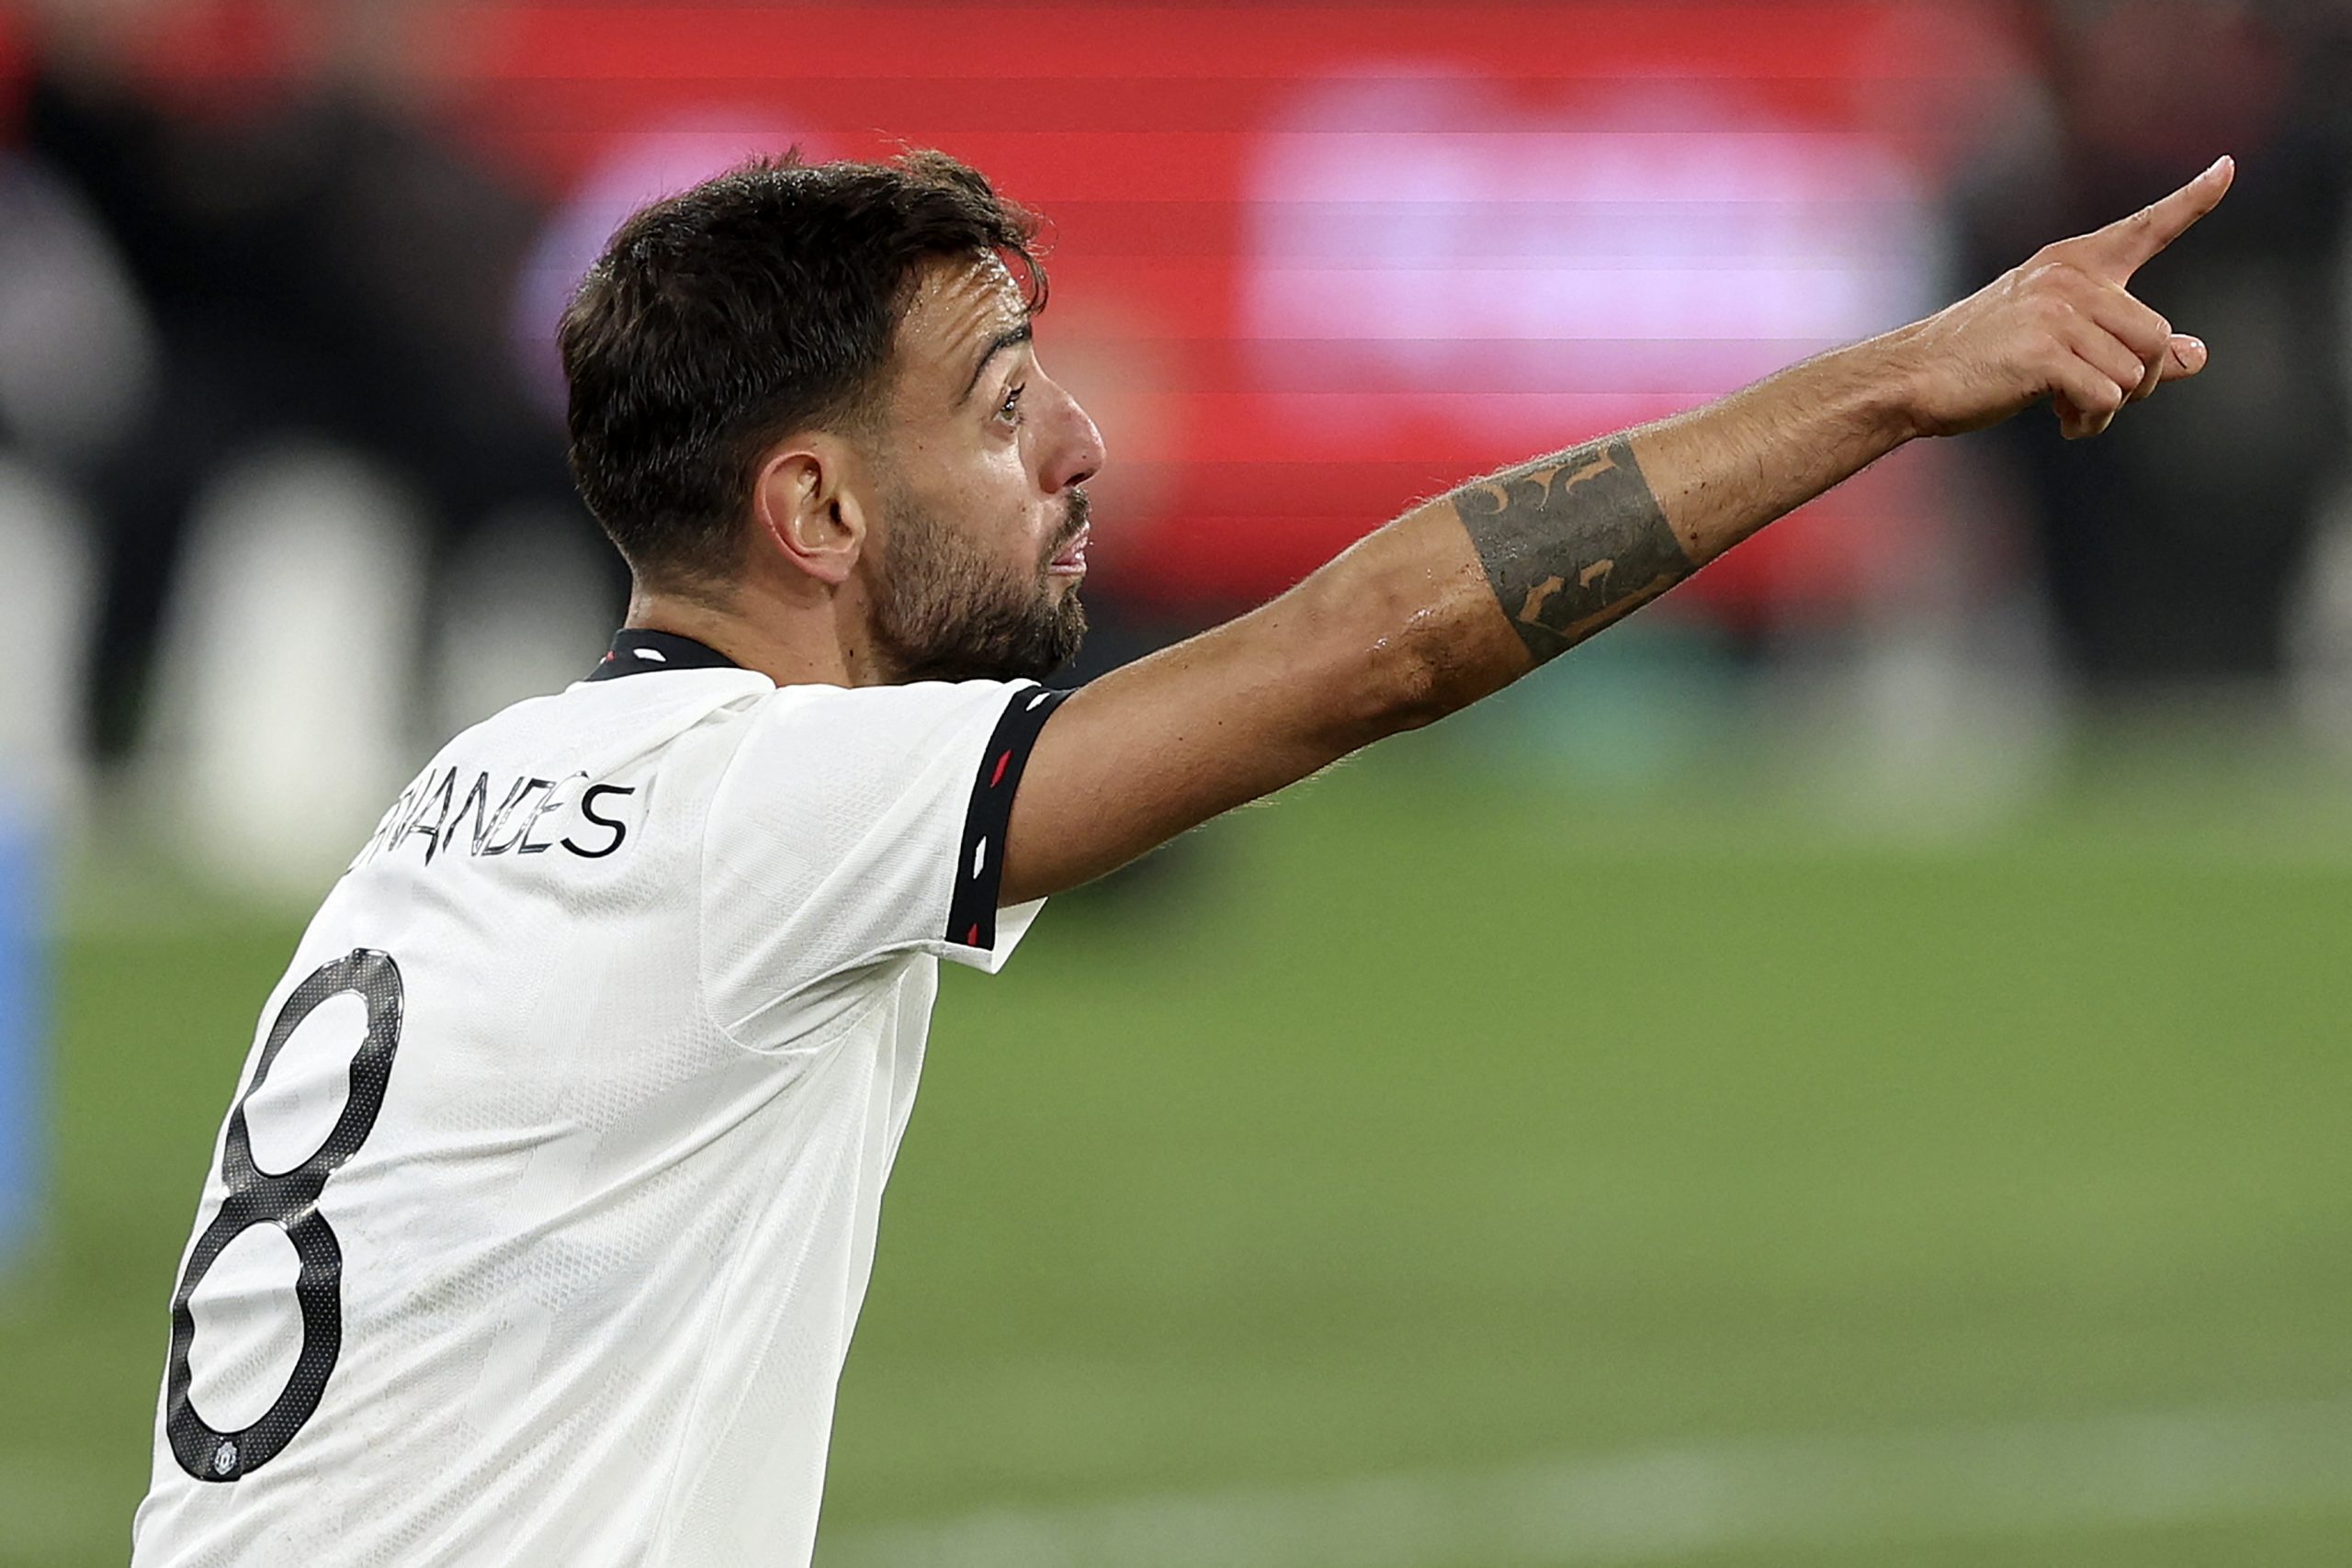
[698,680,1068,1046]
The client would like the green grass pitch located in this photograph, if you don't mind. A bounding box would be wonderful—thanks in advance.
[6,756,2349,1565]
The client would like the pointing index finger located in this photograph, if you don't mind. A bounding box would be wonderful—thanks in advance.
[2078,156,2235,280]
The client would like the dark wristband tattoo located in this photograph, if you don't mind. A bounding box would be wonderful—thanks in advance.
[1451,435,1691,664]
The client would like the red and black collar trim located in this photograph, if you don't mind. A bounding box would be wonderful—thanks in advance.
[588,629,741,681]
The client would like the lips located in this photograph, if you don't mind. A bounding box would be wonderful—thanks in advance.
[1047,525,1090,575]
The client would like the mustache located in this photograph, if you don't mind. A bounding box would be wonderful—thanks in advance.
[1056,487,1090,547]
[1042,487,1091,565]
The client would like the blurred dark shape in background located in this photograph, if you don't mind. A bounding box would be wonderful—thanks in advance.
[1955,1,2352,695]
[9,0,588,758]
[0,0,2347,880]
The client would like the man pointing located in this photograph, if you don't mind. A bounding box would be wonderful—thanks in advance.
[133,148,2232,1566]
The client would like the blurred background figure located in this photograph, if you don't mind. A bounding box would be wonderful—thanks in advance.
[1954,1,2352,705]
[5,0,606,890]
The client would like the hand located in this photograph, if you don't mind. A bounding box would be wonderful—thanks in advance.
[1892,156,2233,442]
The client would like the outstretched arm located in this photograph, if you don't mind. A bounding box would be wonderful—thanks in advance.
[1001,158,2233,904]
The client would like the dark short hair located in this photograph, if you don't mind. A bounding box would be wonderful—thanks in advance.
[558,149,1046,588]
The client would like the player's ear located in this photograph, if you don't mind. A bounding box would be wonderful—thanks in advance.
[752,437,867,587]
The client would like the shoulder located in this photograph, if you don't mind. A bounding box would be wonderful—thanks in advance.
[727,678,1042,756]
[752,677,1037,721]
[702,679,1046,834]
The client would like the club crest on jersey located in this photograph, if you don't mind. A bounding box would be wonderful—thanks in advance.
[350,765,638,870]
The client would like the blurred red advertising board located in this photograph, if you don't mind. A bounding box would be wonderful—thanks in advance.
[2,2,2027,614]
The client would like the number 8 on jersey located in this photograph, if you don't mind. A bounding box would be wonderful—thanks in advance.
[165,949,406,1483]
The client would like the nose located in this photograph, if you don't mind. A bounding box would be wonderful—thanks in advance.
[1042,382,1106,493]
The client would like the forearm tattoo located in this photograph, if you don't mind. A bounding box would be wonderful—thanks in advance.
[1452,436,1690,664]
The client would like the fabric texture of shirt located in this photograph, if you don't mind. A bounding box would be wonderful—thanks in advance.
[132,643,1063,1567]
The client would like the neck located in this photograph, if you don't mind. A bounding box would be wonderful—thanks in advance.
[622,582,889,689]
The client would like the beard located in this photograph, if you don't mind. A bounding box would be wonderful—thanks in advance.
[869,485,1089,684]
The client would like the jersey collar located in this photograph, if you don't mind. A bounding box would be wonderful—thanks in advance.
[587,628,742,681]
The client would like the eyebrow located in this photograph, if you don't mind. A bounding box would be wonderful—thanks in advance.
[956,321,1034,407]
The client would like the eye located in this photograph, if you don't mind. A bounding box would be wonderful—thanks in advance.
[995,382,1026,426]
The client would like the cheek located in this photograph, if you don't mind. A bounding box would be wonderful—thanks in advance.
[1000,457,1055,560]
[932,434,1046,575]
[1017,518,1056,578]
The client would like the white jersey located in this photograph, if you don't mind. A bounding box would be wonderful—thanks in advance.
[132,630,1066,1568]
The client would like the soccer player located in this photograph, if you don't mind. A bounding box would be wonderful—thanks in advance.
[133,148,2233,1565]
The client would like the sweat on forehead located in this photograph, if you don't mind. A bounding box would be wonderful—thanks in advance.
[892,257,1035,401]
[899,256,1027,347]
